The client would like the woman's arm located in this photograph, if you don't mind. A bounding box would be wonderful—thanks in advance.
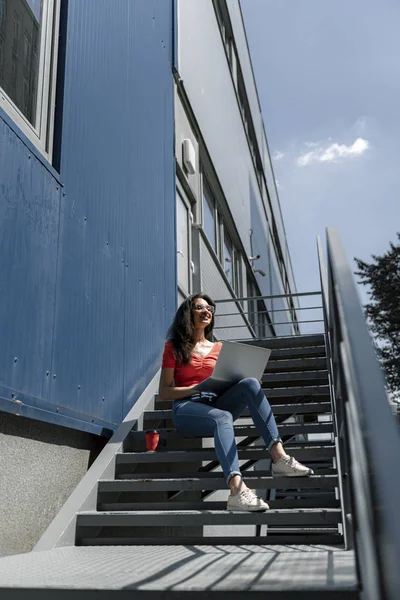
[159,368,197,401]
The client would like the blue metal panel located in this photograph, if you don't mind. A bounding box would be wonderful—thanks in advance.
[0,0,176,431]
[0,117,60,402]
[50,0,176,424]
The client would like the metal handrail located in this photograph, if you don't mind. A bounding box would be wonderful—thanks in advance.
[214,291,321,303]
[317,235,353,552]
[214,319,323,329]
[216,306,323,318]
[213,291,323,339]
[319,228,400,600]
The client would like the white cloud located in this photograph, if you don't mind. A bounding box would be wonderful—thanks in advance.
[297,137,369,166]
[273,150,284,160]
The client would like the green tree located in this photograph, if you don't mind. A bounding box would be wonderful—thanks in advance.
[355,234,400,397]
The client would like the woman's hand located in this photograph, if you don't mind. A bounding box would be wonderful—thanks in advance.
[159,368,198,401]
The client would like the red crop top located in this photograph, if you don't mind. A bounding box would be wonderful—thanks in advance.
[162,341,223,387]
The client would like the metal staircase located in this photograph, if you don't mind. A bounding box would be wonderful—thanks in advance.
[74,333,345,547]
[1,228,399,599]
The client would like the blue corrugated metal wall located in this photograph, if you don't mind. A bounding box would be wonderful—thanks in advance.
[0,0,176,432]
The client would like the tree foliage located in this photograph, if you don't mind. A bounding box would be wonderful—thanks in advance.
[354,234,400,396]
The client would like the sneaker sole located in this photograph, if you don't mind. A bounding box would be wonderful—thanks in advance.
[271,471,314,477]
[226,505,269,512]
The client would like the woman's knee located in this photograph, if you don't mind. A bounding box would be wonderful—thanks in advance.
[238,377,261,397]
[214,409,234,430]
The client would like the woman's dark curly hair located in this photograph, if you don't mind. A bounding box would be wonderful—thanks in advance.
[167,293,216,364]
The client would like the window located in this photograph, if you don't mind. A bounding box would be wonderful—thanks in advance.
[0,0,6,27]
[13,12,20,53]
[11,55,17,93]
[176,191,191,296]
[234,252,242,296]
[202,179,217,252]
[23,32,30,69]
[247,274,272,338]
[202,172,243,295]
[0,38,3,74]
[225,34,233,66]
[23,77,29,112]
[214,0,224,33]
[0,0,60,161]
[223,230,233,287]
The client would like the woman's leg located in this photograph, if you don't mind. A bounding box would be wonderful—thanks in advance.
[172,399,270,511]
[214,378,283,453]
[215,378,314,476]
[172,400,241,484]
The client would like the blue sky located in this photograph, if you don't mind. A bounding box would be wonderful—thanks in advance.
[241,0,400,304]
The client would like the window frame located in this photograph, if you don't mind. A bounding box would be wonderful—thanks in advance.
[0,0,60,162]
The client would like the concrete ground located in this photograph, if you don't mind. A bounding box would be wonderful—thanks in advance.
[0,544,357,592]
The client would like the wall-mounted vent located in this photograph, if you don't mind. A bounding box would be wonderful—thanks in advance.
[182,138,196,174]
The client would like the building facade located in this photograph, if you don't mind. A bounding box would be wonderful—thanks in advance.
[175,0,298,343]
[0,0,297,555]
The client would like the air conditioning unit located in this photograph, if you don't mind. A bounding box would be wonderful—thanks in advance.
[182,138,196,175]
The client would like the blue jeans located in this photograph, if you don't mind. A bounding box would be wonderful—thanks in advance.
[172,377,282,484]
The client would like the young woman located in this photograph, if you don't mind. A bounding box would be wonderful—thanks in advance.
[159,294,314,512]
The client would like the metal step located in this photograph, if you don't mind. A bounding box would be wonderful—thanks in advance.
[97,497,340,511]
[77,508,342,528]
[128,422,333,443]
[262,371,329,387]
[115,468,336,481]
[266,386,330,399]
[266,357,327,372]
[244,334,325,349]
[116,444,336,466]
[270,346,326,360]
[144,402,332,423]
[102,474,338,491]
[77,532,344,548]
[154,386,331,410]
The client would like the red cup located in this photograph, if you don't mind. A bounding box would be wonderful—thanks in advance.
[145,429,159,452]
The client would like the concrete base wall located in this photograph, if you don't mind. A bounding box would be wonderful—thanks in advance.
[0,413,106,556]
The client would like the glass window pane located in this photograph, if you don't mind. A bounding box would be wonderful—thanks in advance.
[176,193,190,293]
[234,253,242,295]
[247,277,257,333]
[223,232,233,286]
[203,181,216,251]
[0,0,43,126]
[0,0,6,27]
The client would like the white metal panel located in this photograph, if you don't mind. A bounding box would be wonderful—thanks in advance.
[225,0,294,290]
[179,2,265,267]
[226,0,264,154]
[177,0,297,311]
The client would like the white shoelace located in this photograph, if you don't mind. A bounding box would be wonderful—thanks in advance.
[240,487,258,502]
[281,455,299,468]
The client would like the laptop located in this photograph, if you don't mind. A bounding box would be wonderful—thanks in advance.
[193,341,271,396]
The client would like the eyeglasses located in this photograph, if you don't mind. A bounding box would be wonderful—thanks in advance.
[192,303,215,314]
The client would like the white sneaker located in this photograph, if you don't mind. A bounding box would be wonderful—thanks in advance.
[226,486,269,512]
[272,455,314,477]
